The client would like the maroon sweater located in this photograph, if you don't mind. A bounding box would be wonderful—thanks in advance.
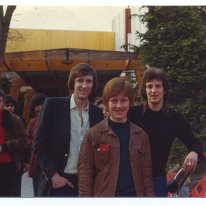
[0,110,12,163]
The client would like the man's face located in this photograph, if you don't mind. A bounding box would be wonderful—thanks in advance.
[4,103,15,113]
[108,92,130,123]
[34,105,43,117]
[146,79,165,106]
[73,75,93,100]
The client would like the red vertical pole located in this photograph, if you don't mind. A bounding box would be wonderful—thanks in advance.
[125,7,131,51]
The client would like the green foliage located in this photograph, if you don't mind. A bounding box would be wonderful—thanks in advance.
[136,6,206,168]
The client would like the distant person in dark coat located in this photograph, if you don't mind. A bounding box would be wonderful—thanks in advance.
[27,93,47,196]
[0,90,27,197]
[3,95,27,197]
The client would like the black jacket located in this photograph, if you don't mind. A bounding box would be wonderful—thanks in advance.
[34,96,104,196]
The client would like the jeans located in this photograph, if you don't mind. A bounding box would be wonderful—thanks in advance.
[153,175,168,197]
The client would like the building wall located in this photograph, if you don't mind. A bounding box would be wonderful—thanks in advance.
[112,6,147,52]
[6,28,115,52]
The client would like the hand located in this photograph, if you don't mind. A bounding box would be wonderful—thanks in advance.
[182,151,198,173]
[51,172,74,189]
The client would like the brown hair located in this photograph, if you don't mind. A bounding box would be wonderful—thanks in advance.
[102,77,135,109]
[67,63,98,94]
[141,67,170,103]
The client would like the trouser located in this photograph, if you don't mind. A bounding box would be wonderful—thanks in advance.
[153,175,168,197]
[50,173,78,197]
[32,166,41,197]
[0,162,18,197]
[13,170,22,197]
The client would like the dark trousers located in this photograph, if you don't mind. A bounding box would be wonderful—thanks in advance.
[32,166,41,197]
[50,173,78,197]
[0,162,18,197]
[153,175,168,197]
[13,171,22,197]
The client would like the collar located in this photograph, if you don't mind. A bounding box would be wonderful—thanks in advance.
[97,118,143,139]
[70,94,89,110]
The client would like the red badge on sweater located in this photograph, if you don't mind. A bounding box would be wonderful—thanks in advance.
[99,144,110,152]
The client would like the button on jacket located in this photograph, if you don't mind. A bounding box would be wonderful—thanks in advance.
[78,118,155,197]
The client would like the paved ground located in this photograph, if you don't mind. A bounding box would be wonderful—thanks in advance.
[21,172,34,197]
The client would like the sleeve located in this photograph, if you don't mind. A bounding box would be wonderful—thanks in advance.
[34,98,59,180]
[3,114,27,154]
[78,130,95,196]
[175,112,203,155]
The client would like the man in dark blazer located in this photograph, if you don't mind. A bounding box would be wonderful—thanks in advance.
[34,63,104,197]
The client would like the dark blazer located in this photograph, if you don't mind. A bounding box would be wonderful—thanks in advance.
[34,96,104,196]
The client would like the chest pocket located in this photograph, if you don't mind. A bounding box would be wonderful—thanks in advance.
[93,143,111,171]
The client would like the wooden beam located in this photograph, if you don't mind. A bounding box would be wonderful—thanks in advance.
[1,48,140,72]
[5,48,138,61]
[2,59,130,72]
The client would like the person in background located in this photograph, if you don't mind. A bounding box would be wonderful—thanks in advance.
[34,63,104,197]
[95,97,110,119]
[0,90,27,196]
[3,95,27,197]
[4,95,26,127]
[27,93,47,196]
[78,77,155,197]
[128,67,203,197]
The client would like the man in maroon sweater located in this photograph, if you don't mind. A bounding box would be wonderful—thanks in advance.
[0,90,27,196]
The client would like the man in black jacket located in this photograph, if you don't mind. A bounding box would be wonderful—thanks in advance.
[34,63,104,197]
[128,67,203,197]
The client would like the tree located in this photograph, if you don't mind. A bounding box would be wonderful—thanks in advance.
[135,6,206,167]
[0,5,16,60]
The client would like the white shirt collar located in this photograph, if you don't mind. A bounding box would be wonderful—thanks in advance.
[70,94,89,110]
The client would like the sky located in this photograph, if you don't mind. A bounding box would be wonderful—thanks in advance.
[10,6,127,31]
[6,0,206,32]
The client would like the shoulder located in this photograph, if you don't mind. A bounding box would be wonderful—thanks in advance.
[164,107,185,120]
[130,120,147,136]
[28,117,38,126]
[88,103,104,122]
[9,113,25,128]
[89,119,107,133]
[10,112,21,121]
[43,96,70,109]
[130,120,143,131]
[45,96,70,104]
[129,120,150,142]
[128,105,143,122]
[128,105,143,115]
[89,103,102,112]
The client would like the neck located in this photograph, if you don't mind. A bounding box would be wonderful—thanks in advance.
[110,116,127,123]
[148,102,163,111]
[73,95,88,109]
